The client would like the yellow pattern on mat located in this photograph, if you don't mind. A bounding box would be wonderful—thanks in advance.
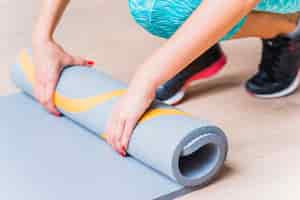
[100,108,189,139]
[19,49,189,140]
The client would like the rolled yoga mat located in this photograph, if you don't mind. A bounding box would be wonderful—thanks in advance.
[5,48,228,199]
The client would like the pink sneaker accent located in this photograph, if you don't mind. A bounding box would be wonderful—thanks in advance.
[163,54,227,106]
[183,54,227,89]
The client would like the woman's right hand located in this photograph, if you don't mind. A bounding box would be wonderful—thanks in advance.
[32,40,94,116]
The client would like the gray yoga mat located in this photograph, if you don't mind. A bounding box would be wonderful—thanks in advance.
[0,49,228,199]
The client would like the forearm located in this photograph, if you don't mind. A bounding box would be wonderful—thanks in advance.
[130,0,259,92]
[33,0,70,43]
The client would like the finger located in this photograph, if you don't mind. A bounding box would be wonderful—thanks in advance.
[43,76,60,116]
[118,121,127,156]
[84,59,95,67]
[44,101,60,116]
[39,65,59,114]
[68,56,95,67]
[34,80,43,105]
[106,116,117,146]
[34,65,49,103]
[35,64,61,116]
[34,68,45,102]
[43,89,60,116]
[112,118,126,156]
[121,118,137,153]
[110,118,121,153]
[39,81,47,106]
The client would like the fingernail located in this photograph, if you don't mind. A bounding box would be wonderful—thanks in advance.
[122,148,127,157]
[54,112,62,117]
[121,151,126,157]
[118,149,125,157]
[87,60,95,65]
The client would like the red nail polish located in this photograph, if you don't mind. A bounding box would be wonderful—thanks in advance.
[87,60,94,65]
[118,149,124,156]
[122,148,127,157]
[54,112,62,117]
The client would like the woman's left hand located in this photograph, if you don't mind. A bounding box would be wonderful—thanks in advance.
[105,85,155,156]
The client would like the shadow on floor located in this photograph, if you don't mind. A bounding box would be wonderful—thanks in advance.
[184,74,244,101]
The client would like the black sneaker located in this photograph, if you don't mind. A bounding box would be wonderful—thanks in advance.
[246,34,300,98]
[156,44,226,105]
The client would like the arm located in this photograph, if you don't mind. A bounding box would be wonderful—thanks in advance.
[130,0,260,93]
[32,0,93,116]
[33,0,69,43]
[106,0,260,155]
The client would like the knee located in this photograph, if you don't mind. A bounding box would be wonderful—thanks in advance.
[128,0,199,39]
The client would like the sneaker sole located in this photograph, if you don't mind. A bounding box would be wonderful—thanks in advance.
[162,54,227,105]
[251,72,300,99]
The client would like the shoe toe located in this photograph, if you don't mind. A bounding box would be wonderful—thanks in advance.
[156,85,172,101]
[245,79,262,94]
[245,75,269,95]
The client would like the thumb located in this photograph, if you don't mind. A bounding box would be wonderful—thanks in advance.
[71,56,95,67]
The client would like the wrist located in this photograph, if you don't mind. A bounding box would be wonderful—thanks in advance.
[32,24,54,46]
[127,79,156,100]
[32,33,53,46]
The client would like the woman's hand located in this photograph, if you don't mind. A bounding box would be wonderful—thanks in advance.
[32,40,94,116]
[105,86,155,156]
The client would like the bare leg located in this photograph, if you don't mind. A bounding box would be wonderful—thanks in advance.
[233,11,300,39]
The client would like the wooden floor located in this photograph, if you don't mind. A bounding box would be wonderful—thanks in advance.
[1,1,300,199]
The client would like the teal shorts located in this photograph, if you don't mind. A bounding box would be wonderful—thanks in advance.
[129,0,300,40]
